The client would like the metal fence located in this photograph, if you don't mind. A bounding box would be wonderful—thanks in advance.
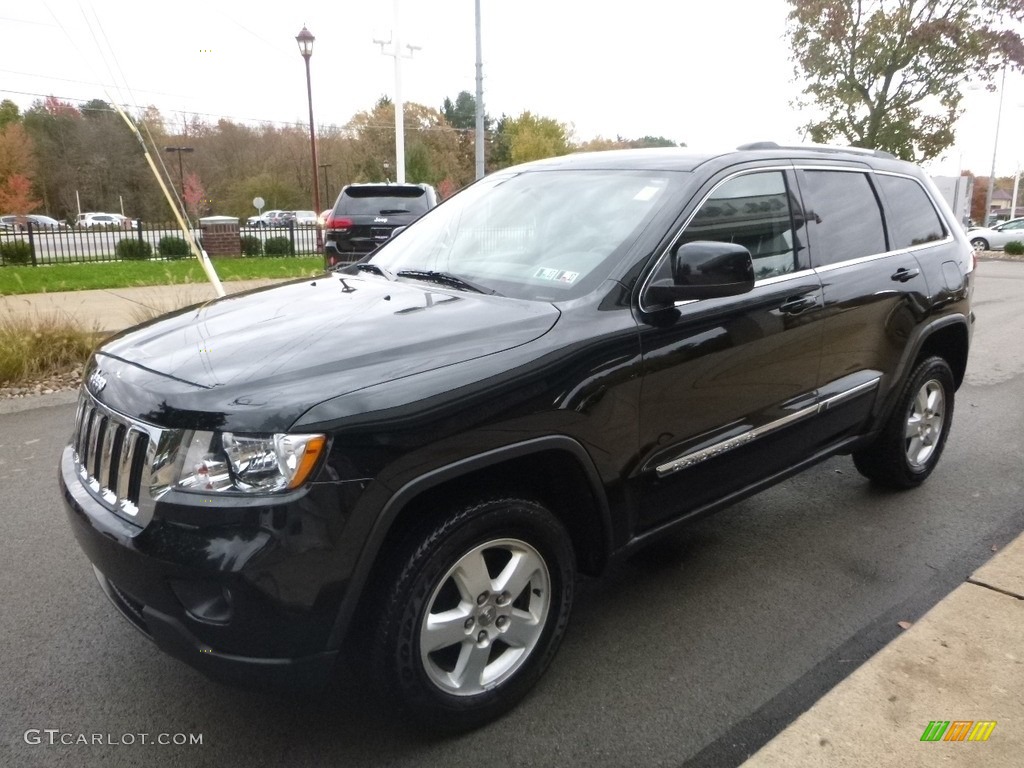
[0,221,321,266]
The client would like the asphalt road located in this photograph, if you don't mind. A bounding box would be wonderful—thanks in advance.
[1,260,1022,768]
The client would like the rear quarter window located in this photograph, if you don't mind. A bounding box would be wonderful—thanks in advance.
[875,174,947,249]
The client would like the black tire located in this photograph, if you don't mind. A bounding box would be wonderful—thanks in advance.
[371,497,575,732]
[853,356,955,489]
[970,237,988,253]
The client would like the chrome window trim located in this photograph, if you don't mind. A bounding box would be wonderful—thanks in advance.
[639,165,800,313]
[654,376,880,477]
[666,267,819,307]
[792,166,954,269]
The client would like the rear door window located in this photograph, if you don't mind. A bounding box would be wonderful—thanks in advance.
[796,170,886,266]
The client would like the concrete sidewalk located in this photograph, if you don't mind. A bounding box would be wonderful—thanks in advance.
[0,279,285,333]
[741,536,1024,767]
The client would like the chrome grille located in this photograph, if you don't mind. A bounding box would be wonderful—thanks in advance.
[73,393,151,519]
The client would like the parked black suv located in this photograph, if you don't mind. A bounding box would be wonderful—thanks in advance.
[323,182,437,267]
[60,145,973,731]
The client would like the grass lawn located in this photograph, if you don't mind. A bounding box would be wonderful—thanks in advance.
[0,257,326,296]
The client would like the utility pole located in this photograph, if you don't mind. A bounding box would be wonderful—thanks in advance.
[164,146,194,212]
[984,63,1007,225]
[474,0,485,180]
[374,0,420,184]
[319,163,333,208]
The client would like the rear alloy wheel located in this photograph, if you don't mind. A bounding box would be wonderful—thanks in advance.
[853,356,955,489]
[970,237,988,253]
[372,498,575,731]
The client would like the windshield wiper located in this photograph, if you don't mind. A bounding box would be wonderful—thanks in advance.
[379,208,410,214]
[396,269,500,295]
[353,262,395,280]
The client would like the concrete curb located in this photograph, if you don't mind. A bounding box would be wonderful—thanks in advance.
[741,537,1024,767]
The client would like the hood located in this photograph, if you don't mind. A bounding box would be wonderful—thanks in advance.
[93,274,559,432]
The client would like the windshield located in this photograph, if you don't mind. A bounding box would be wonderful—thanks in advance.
[360,169,683,301]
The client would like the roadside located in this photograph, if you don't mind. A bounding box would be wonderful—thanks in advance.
[0,278,295,398]
[740,535,1024,767]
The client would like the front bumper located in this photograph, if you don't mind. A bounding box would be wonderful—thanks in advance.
[59,445,342,692]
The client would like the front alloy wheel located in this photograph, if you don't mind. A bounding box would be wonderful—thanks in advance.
[372,497,575,731]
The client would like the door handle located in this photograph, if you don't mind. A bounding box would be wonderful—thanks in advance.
[779,294,819,314]
[891,267,920,282]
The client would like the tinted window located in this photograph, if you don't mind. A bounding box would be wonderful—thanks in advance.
[875,174,946,248]
[678,171,804,280]
[337,186,430,215]
[797,170,886,266]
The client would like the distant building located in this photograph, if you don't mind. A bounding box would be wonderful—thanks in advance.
[931,176,972,227]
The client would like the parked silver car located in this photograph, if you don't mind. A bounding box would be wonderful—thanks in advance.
[966,217,1024,251]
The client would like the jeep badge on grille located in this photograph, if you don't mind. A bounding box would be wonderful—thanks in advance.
[88,370,107,394]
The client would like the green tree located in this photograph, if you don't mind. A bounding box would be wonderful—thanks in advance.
[345,100,466,186]
[0,99,20,130]
[627,135,679,148]
[787,0,1024,161]
[499,111,572,165]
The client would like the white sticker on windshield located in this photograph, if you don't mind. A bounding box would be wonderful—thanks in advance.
[633,186,661,201]
[534,267,578,284]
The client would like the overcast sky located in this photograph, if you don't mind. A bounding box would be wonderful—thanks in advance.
[2,0,1023,178]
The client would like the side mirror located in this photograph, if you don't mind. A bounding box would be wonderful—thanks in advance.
[646,241,755,304]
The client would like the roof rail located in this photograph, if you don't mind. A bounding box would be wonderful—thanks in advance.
[736,141,897,160]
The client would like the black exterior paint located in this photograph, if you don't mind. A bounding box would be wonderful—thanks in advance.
[59,146,974,688]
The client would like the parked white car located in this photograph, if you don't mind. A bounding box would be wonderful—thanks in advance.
[246,210,286,227]
[293,210,318,225]
[77,212,137,229]
[966,217,1024,252]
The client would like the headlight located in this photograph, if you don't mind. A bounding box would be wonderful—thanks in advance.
[176,431,326,493]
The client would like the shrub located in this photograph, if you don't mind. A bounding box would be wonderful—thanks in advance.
[241,235,263,257]
[0,312,96,385]
[263,236,293,256]
[158,235,190,259]
[1004,240,1024,256]
[0,240,33,266]
[115,238,153,261]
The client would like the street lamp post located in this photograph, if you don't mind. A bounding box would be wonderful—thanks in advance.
[296,26,323,252]
[164,146,194,213]
[318,163,332,209]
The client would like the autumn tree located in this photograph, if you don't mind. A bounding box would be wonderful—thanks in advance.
[0,175,41,213]
[495,112,573,166]
[346,100,466,186]
[182,172,206,217]
[787,0,1024,161]
[0,122,36,181]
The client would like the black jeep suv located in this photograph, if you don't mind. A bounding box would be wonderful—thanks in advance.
[60,145,973,730]
[323,182,437,267]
